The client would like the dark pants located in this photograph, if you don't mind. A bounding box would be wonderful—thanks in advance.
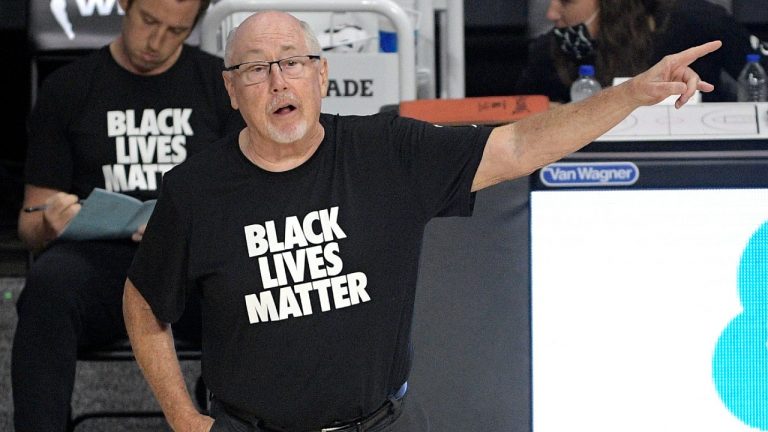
[209,394,430,432]
[11,240,201,432]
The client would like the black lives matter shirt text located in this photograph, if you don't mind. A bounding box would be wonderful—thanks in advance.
[243,206,371,324]
[103,108,193,192]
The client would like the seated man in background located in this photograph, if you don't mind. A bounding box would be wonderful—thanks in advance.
[12,0,242,430]
[515,0,766,102]
[123,10,721,432]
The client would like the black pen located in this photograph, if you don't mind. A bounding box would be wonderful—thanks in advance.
[24,200,83,213]
[23,205,48,213]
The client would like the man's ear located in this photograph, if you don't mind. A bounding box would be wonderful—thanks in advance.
[222,71,239,110]
[319,57,329,97]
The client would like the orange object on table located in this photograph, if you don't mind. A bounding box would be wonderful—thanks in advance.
[399,95,550,126]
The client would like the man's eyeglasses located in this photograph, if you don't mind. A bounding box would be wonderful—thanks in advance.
[224,55,321,85]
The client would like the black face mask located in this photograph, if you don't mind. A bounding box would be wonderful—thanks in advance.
[553,22,597,61]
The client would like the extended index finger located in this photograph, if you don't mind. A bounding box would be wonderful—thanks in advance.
[670,40,723,68]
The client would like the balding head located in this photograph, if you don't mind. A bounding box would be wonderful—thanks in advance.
[224,11,321,67]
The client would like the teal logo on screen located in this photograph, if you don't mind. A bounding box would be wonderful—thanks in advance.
[712,220,768,430]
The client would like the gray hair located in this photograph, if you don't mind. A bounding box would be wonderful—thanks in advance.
[224,12,321,66]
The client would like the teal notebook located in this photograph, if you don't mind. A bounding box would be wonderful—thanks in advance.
[59,188,157,241]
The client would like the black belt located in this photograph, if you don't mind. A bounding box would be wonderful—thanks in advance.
[216,381,408,432]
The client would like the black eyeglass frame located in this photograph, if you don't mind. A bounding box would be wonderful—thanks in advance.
[223,55,322,74]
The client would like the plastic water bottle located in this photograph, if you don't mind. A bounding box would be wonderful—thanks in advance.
[736,53,768,102]
[570,65,602,102]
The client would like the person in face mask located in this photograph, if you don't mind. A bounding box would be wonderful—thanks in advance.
[515,0,767,103]
[551,4,599,62]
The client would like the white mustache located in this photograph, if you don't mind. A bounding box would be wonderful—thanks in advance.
[268,94,299,112]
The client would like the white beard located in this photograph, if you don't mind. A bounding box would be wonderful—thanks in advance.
[265,92,310,143]
[266,117,309,144]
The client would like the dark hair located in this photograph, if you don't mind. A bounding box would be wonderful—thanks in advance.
[552,0,673,88]
[125,0,213,28]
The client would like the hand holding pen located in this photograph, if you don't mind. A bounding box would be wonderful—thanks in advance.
[22,192,82,239]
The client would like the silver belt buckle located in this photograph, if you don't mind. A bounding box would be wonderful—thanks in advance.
[321,421,363,432]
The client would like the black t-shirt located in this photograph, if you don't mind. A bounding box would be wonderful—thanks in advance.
[25,45,243,201]
[128,112,492,430]
[515,0,764,102]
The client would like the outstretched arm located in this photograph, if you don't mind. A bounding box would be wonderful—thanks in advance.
[123,279,214,432]
[472,40,722,191]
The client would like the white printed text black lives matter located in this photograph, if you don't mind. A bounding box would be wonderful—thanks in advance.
[102,108,193,192]
[242,206,370,324]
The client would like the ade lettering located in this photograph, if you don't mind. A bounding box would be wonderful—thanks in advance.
[326,79,374,97]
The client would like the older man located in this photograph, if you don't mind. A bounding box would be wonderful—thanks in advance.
[123,10,720,432]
